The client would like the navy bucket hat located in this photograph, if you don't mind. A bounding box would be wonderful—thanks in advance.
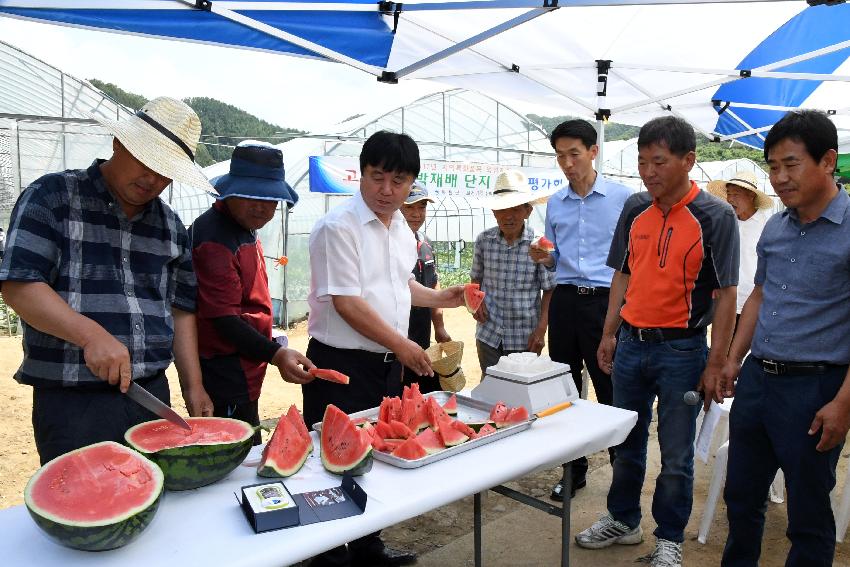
[211,140,299,206]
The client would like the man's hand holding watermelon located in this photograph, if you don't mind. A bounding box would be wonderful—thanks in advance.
[528,235,556,268]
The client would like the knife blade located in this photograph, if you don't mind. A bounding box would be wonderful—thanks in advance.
[126,381,192,431]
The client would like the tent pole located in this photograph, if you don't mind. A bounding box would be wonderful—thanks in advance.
[596,120,605,173]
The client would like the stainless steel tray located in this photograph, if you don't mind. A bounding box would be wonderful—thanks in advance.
[312,391,534,469]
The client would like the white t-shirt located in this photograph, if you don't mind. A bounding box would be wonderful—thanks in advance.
[736,208,772,313]
[307,192,417,352]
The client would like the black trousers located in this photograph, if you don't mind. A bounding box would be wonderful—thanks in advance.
[548,285,616,481]
[32,372,170,465]
[302,338,403,567]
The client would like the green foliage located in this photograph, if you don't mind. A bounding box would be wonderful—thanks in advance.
[88,80,303,167]
[526,114,640,142]
[89,79,148,110]
[433,241,474,286]
[184,97,303,166]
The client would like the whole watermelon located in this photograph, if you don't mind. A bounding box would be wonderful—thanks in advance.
[25,441,164,551]
[125,417,255,490]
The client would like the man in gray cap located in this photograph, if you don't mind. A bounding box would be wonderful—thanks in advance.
[190,140,314,443]
[400,181,451,392]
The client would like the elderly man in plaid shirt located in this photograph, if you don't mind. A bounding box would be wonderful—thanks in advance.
[472,170,556,374]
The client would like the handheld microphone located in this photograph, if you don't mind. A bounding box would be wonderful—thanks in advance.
[683,390,704,406]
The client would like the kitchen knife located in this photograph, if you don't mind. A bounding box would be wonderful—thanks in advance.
[126,381,192,431]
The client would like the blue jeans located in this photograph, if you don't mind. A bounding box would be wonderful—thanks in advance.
[606,327,707,542]
[722,356,847,567]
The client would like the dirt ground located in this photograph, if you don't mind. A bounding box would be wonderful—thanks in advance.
[1,307,849,566]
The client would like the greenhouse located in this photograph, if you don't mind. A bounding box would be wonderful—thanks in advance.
[1,38,781,330]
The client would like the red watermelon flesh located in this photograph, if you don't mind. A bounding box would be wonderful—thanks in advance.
[125,417,251,452]
[308,367,350,384]
[531,235,555,252]
[257,413,310,478]
[379,397,392,423]
[443,394,458,416]
[400,399,416,430]
[416,428,446,454]
[382,438,404,451]
[24,441,163,551]
[450,419,477,438]
[475,423,498,438]
[425,397,450,428]
[503,406,530,426]
[489,402,510,426]
[320,405,373,476]
[388,398,403,422]
[464,283,486,314]
[391,437,428,460]
[389,420,414,439]
[437,417,469,446]
[374,420,395,439]
[286,405,313,454]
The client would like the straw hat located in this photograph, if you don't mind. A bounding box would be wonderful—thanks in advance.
[212,140,298,206]
[706,171,773,210]
[94,96,214,192]
[426,341,466,392]
[484,170,555,210]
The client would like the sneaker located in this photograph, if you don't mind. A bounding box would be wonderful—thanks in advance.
[575,513,644,549]
[649,538,682,567]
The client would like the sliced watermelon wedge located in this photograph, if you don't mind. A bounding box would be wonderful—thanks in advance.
[425,397,450,429]
[450,419,477,438]
[257,412,311,478]
[374,420,395,440]
[531,235,555,252]
[285,405,313,455]
[464,283,486,314]
[442,394,458,416]
[416,428,446,454]
[489,402,509,425]
[391,437,428,460]
[308,367,350,384]
[320,405,373,476]
[475,423,498,438]
[436,417,469,446]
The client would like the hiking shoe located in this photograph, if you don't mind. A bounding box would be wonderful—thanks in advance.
[574,513,643,549]
[649,538,682,567]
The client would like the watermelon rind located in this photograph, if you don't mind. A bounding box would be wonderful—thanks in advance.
[24,441,163,552]
[125,417,255,491]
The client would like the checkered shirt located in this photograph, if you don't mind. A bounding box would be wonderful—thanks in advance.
[470,225,556,350]
[0,160,196,387]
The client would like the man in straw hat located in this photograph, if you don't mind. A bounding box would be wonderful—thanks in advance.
[399,181,452,393]
[720,111,850,566]
[304,130,465,567]
[707,171,774,327]
[530,119,632,502]
[190,141,314,445]
[576,116,739,567]
[0,96,215,464]
[472,169,556,374]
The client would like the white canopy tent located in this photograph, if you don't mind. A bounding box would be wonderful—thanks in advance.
[1,1,848,154]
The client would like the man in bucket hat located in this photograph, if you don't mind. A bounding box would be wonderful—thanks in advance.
[399,181,452,393]
[190,141,314,443]
[472,169,556,374]
[0,96,214,464]
[707,171,774,327]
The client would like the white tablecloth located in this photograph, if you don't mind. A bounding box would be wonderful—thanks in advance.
[0,400,637,566]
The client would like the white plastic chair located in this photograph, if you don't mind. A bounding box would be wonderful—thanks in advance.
[832,456,850,543]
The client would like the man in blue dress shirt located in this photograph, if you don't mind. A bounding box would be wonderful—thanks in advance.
[529,119,632,500]
[721,110,850,567]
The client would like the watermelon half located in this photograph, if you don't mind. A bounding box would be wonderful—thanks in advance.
[464,283,486,314]
[257,409,312,478]
[320,405,373,476]
[24,441,163,551]
[125,417,255,491]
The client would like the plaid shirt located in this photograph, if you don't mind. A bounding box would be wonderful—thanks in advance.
[471,225,556,350]
[0,160,196,388]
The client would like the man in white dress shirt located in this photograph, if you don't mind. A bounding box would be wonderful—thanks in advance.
[303,130,464,567]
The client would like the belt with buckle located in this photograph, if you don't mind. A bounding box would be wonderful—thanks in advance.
[561,284,610,296]
[754,358,835,376]
[622,322,705,343]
